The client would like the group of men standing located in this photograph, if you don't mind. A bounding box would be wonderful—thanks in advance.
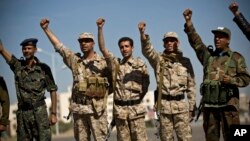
[0,2,250,141]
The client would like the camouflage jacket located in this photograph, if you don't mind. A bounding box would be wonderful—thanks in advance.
[184,23,250,110]
[233,13,250,41]
[56,44,109,114]
[0,76,10,125]
[8,56,57,106]
[106,53,150,119]
[141,35,196,114]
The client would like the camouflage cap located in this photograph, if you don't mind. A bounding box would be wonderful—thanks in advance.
[20,38,38,47]
[163,32,179,41]
[211,27,231,38]
[78,32,94,40]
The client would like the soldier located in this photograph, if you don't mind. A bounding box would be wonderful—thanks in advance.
[97,18,150,141]
[40,18,109,141]
[183,9,250,141]
[0,38,58,141]
[0,75,10,139]
[229,2,250,41]
[138,22,196,141]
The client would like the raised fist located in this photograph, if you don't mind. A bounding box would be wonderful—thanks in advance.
[40,18,50,29]
[138,22,146,34]
[96,17,105,28]
[229,2,239,15]
[183,9,192,22]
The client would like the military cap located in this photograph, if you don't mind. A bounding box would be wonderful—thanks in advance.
[78,32,94,41]
[211,27,231,38]
[163,32,179,41]
[20,38,38,47]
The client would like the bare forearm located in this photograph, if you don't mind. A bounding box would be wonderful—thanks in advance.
[98,27,109,58]
[0,49,12,62]
[0,40,12,62]
[43,28,62,50]
[50,91,57,114]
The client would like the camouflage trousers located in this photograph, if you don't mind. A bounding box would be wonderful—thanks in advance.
[115,116,148,141]
[160,112,192,141]
[73,110,108,141]
[203,106,240,141]
[16,105,51,141]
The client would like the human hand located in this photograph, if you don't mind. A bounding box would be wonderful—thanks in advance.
[40,18,50,29]
[138,22,146,34]
[96,17,105,28]
[183,9,192,23]
[221,74,231,84]
[0,124,7,132]
[50,114,58,126]
[189,111,195,122]
[229,2,239,15]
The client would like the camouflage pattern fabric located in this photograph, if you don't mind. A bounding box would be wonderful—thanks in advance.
[106,54,150,141]
[160,112,192,141]
[8,56,57,103]
[0,76,10,126]
[7,55,57,141]
[16,105,51,141]
[184,23,250,141]
[55,44,109,141]
[73,111,108,141]
[141,35,196,140]
[233,13,250,41]
[116,116,148,141]
[203,107,240,141]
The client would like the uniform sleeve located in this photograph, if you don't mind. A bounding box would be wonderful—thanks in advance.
[41,64,58,92]
[55,43,78,70]
[141,62,150,97]
[141,34,160,70]
[229,53,250,87]
[233,13,250,41]
[104,52,116,72]
[0,77,10,125]
[7,55,21,73]
[184,24,211,66]
[185,59,196,111]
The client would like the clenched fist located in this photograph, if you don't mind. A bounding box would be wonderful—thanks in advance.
[183,9,192,22]
[96,18,105,28]
[40,18,50,29]
[229,2,239,15]
[138,22,146,34]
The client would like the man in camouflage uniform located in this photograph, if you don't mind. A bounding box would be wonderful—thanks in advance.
[0,75,10,139]
[229,2,250,41]
[138,22,196,141]
[0,38,58,141]
[97,18,150,141]
[40,18,109,141]
[183,9,250,141]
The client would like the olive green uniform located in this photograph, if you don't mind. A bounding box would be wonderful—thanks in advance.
[7,56,57,141]
[0,76,10,130]
[184,23,250,141]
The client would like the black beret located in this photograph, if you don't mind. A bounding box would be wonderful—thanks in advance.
[20,38,38,47]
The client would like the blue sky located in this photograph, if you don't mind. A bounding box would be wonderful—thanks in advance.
[1,0,250,104]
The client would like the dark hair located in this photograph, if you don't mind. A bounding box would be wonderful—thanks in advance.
[118,37,133,47]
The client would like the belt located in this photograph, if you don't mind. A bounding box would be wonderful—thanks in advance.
[162,94,184,101]
[114,99,141,106]
[18,100,46,111]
